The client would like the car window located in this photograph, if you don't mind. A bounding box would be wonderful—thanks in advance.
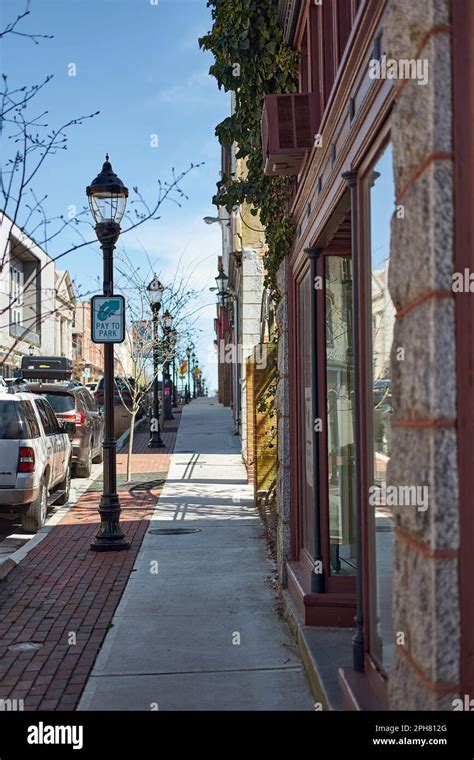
[87,394,98,412]
[41,392,75,414]
[43,401,61,433]
[20,400,41,439]
[0,400,22,439]
[35,399,55,435]
[84,391,98,411]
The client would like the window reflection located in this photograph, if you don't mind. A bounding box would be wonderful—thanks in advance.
[367,144,395,671]
[326,256,356,575]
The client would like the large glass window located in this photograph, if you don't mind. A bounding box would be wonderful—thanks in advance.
[366,143,395,670]
[325,256,356,575]
[299,270,314,558]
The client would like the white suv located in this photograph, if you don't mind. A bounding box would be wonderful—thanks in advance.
[0,387,73,532]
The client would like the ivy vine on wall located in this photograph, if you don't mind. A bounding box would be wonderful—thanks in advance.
[199,0,299,301]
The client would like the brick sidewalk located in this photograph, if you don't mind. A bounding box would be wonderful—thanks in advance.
[0,408,182,711]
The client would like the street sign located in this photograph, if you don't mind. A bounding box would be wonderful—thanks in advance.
[131,320,152,358]
[91,295,126,344]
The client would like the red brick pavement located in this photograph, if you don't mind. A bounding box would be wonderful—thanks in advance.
[0,409,182,711]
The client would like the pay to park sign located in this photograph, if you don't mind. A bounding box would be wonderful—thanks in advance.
[91,295,126,344]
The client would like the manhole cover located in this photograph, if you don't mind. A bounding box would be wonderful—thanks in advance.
[148,528,201,535]
[8,642,43,652]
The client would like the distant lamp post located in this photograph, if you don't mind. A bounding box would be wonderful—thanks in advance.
[191,352,197,399]
[186,345,193,403]
[86,154,130,552]
[161,310,174,421]
[162,310,172,329]
[147,275,165,448]
[215,270,229,307]
[203,215,230,225]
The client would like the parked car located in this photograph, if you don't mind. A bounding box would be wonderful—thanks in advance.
[0,385,73,532]
[94,376,133,409]
[27,382,104,477]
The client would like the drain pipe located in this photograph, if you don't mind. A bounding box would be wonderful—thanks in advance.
[342,169,364,673]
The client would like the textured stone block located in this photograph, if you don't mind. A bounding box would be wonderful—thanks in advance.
[278,415,290,467]
[276,257,288,297]
[389,650,458,711]
[388,162,453,310]
[275,376,289,418]
[386,426,459,551]
[392,537,460,687]
[277,513,291,586]
[276,464,291,522]
[390,33,452,194]
[389,297,456,420]
[385,0,450,63]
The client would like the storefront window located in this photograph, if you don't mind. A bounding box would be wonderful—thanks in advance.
[299,271,314,557]
[366,143,395,670]
[325,256,356,575]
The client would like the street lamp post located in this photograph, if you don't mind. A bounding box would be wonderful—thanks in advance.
[191,352,197,398]
[186,346,192,403]
[86,155,130,552]
[170,328,178,408]
[215,270,229,308]
[147,276,165,448]
[162,311,174,421]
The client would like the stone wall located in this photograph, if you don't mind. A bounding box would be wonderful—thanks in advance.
[274,256,291,585]
[240,249,264,464]
[385,0,459,709]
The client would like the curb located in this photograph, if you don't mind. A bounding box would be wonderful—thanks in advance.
[0,417,145,580]
[117,414,147,452]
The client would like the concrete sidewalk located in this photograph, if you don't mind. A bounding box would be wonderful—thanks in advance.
[79,398,313,711]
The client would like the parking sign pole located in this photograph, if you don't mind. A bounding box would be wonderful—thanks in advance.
[90,223,130,552]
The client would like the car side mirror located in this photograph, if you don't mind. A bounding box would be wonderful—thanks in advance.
[63,420,76,435]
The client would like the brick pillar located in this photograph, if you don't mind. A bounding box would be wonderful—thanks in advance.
[386,0,459,709]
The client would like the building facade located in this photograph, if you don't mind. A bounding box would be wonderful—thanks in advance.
[72,300,104,385]
[0,214,57,375]
[54,270,76,360]
[211,0,474,710]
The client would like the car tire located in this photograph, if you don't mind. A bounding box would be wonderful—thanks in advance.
[22,478,47,533]
[54,461,71,505]
[76,446,92,478]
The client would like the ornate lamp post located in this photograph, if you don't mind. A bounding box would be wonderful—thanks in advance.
[215,270,229,307]
[147,275,165,448]
[86,155,130,552]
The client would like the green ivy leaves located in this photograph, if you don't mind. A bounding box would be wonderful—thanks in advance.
[200,0,299,301]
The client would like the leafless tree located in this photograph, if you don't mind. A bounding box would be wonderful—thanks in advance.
[0,1,203,368]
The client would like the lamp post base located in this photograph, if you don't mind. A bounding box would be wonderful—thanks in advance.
[148,435,165,449]
[90,495,130,552]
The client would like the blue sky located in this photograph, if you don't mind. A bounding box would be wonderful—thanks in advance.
[1,0,229,390]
